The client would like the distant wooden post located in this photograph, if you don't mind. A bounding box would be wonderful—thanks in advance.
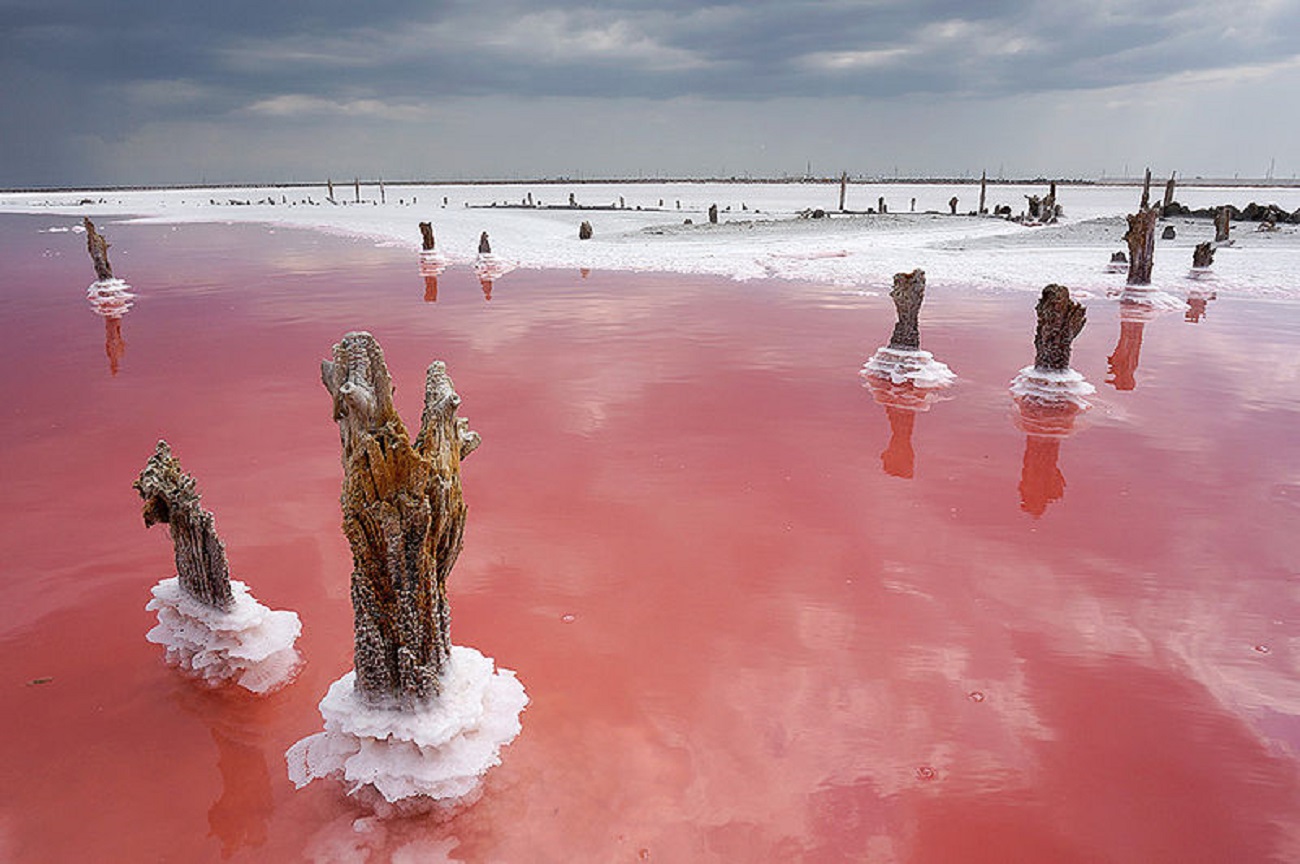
[478,232,491,254]
[878,196,887,214]
[578,220,593,240]
[418,222,435,251]
[838,172,847,212]
[979,171,987,214]
[1125,208,1158,285]
[1140,167,1152,210]
[948,196,958,215]
[83,217,114,281]
[1214,207,1231,243]
[1192,242,1215,268]
[1162,173,1176,210]
[568,192,577,207]
[327,179,335,202]
[354,178,360,204]
[380,179,386,204]
[708,204,718,224]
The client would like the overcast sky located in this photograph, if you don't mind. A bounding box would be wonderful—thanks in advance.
[3,0,1298,187]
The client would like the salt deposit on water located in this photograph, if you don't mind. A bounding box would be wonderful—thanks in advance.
[286,646,527,814]
[860,346,956,388]
[7,181,1300,296]
[146,575,302,694]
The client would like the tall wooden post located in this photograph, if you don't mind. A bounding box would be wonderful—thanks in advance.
[418,222,436,252]
[839,172,847,212]
[1162,173,1176,210]
[1125,208,1158,285]
[708,204,718,224]
[380,179,386,204]
[978,171,987,214]
[354,178,360,204]
[327,179,335,202]
[1214,207,1231,243]
[1140,167,1152,210]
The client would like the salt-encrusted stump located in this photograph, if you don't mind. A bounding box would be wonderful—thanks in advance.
[135,440,301,693]
[84,217,114,280]
[289,333,526,810]
[478,232,491,255]
[579,220,593,240]
[861,269,956,389]
[419,222,436,252]
[1125,208,1158,285]
[1193,242,1215,269]
[1009,285,1095,408]
[1214,207,1232,244]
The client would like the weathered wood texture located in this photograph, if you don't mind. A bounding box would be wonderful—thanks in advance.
[578,220,593,240]
[1163,173,1176,209]
[979,171,987,214]
[1033,284,1087,371]
[1125,207,1158,285]
[321,332,481,707]
[1193,241,1215,268]
[1140,167,1152,210]
[134,440,234,611]
[1214,207,1232,243]
[708,204,718,224]
[84,217,113,280]
[478,232,492,254]
[888,269,926,350]
[418,222,436,251]
[839,172,847,211]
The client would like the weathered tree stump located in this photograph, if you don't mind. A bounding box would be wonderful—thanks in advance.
[708,204,718,224]
[478,232,492,254]
[1140,167,1152,210]
[321,332,481,707]
[1161,225,1176,240]
[1124,207,1158,285]
[1110,251,1128,263]
[328,179,335,202]
[568,193,577,208]
[418,222,436,251]
[380,180,386,204]
[878,196,887,214]
[979,171,987,214]
[134,440,234,611]
[948,196,958,215]
[578,220,593,240]
[1214,207,1231,243]
[83,217,114,281]
[888,269,926,350]
[1163,173,1176,209]
[1033,285,1086,371]
[1193,242,1215,268]
[839,172,847,211]
[354,178,361,204]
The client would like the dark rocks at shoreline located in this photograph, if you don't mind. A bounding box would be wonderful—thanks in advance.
[1162,200,1300,223]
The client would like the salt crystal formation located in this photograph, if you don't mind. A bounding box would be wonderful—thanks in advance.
[861,269,956,388]
[135,440,301,693]
[1009,285,1095,408]
[288,332,525,809]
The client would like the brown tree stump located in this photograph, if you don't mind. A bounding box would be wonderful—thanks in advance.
[948,196,958,215]
[708,204,718,224]
[979,171,987,214]
[478,232,492,254]
[1163,173,1176,209]
[134,440,234,611]
[1033,285,1087,371]
[888,269,926,350]
[1140,167,1152,210]
[418,222,436,251]
[1214,207,1231,243]
[838,172,847,212]
[321,332,481,707]
[84,217,114,280]
[1193,242,1215,268]
[578,220,593,240]
[1124,208,1158,285]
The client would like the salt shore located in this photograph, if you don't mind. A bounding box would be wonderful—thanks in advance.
[6,181,1300,297]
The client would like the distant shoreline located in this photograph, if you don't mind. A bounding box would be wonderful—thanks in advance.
[5,176,1300,195]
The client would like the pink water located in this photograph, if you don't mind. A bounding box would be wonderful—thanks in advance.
[1,217,1298,862]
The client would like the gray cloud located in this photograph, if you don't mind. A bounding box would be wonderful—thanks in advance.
[2,0,1298,185]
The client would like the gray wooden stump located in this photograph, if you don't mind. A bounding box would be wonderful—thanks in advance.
[888,269,926,350]
[1193,242,1215,268]
[1125,208,1158,285]
[84,217,114,280]
[1033,285,1087,371]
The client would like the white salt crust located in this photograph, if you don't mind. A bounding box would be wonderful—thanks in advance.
[1115,285,1186,311]
[145,576,302,694]
[1009,366,1096,409]
[861,346,957,388]
[286,645,527,811]
[86,279,134,318]
[473,253,514,281]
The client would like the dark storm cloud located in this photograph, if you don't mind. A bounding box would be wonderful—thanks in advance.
[3,0,1298,184]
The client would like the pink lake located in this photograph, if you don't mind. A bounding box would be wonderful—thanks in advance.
[1,216,1298,862]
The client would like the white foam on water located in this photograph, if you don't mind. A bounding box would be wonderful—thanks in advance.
[145,576,302,694]
[286,645,527,813]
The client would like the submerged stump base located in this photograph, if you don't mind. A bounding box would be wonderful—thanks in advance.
[146,576,302,694]
[1009,366,1096,410]
[286,646,527,813]
[860,347,956,390]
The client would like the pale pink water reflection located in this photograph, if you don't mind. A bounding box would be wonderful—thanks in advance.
[1,217,1298,862]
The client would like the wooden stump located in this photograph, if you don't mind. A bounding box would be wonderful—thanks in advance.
[708,204,718,224]
[578,220,593,240]
[1124,208,1158,285]
[1140,167,1152,210]
[878,196,887,214]
[83,217,114,280]
[888,269,926,350]
[354,178,360,204]
[948,196,958,215]
[1193,242,1215,268]
[839,172,847,212]
[418,222,436,251]
[478,232,492,254]
[328,179,335,202]
[134,440,234,611]
[1163,173,1176,210]
[1214,207,1231,243]
[1033,285,1086,371]
[321,332,481,707]
[979,171,987,214]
